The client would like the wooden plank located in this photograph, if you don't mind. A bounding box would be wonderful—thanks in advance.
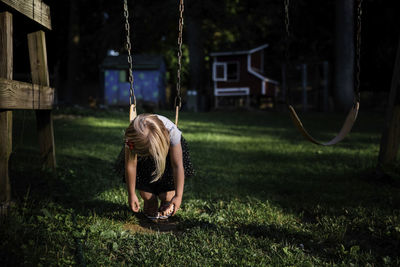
[0,78,54,109]
[0,111,12,210]
[28,31,49,85]
[378,33,400,166]
[0,12,12,80]
[28,30,56,170]
[0,11,12,212]
[0,0,51,30]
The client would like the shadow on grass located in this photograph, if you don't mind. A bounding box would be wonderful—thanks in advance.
[177,216,400,261]
[9,150,119,207]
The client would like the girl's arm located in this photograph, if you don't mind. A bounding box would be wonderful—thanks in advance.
[169,143,185,215]
[125,147,140,212]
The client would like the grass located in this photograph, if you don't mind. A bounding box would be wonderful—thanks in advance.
[1,108,399,266]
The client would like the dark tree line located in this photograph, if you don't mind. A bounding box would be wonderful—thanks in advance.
[11,0,400,108]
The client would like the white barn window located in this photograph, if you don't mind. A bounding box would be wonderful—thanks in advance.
[213,62,227,81]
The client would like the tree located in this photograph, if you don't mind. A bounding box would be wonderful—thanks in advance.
[377,34,400,172]
[334,0,355,111]
[186,0,206,110]
[66,0,80,104]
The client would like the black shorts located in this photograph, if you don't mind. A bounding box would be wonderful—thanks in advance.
[114,136,195,195]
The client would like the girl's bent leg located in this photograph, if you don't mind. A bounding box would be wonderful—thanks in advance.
[158,190,176,206]
[158,191,176,217]
[139,191,158,216]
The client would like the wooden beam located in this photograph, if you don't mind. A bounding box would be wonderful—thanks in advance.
[0,0,51,30]
[0,111,11,210]
[28,31,49,85]
[0,11,12,213]
[28,30,56,170]
[0,78,54,109]
[0,12,12,80]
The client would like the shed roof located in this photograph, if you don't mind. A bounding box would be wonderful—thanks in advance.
[210,44,269,57]
[101,54,164,70]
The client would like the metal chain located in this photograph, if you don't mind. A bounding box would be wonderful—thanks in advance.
[355,0,363,102]
[284,0,290,104]
[284,0,290,40]
[175,0,184,109]
[123,0,136,108]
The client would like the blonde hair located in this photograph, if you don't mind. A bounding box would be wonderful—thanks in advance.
[125,114,170,182]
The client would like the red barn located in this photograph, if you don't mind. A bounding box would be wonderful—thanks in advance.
[210,44,279,108]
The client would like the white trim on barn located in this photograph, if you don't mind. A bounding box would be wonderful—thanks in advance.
[246,54,278,95]
[215,87,250,96]
[214,87,250,109]
[213,57,248,97]
[212,61,240,82]
[213,62,227,81]
[210,44,269,57]
[211,44,279,108]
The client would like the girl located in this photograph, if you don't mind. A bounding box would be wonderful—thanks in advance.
[115,114,194,220]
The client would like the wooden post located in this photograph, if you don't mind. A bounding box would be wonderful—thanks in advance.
[378,34,400,167]
[0,12,13,212]
[28,31,56,170]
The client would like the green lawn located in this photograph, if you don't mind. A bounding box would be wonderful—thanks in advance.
[1,108,399,266]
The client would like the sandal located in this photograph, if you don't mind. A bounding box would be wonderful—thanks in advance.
[144,212,160,222]
[158,203,175,220]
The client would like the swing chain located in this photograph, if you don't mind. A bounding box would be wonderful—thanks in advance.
[284,0,290,62]
[284,0,290,39]
[355,0,363,103]
[284,0,291,105]
[123,0,136,108]
[175,0,184,109]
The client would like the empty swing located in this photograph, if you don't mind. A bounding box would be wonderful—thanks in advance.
[284,0,363,146]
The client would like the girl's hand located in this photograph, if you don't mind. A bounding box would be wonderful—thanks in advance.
[128,193,140,212]
[170,195,182,216]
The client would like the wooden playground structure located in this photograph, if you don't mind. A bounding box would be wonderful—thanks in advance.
[0,0,398,216]
[0,0,55,213]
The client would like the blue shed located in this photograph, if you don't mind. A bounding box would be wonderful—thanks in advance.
[101,54,166,106]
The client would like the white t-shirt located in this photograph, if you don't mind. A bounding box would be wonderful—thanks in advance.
[157,115,182,146]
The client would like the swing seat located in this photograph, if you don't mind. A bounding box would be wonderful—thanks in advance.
[288,101,359,146]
